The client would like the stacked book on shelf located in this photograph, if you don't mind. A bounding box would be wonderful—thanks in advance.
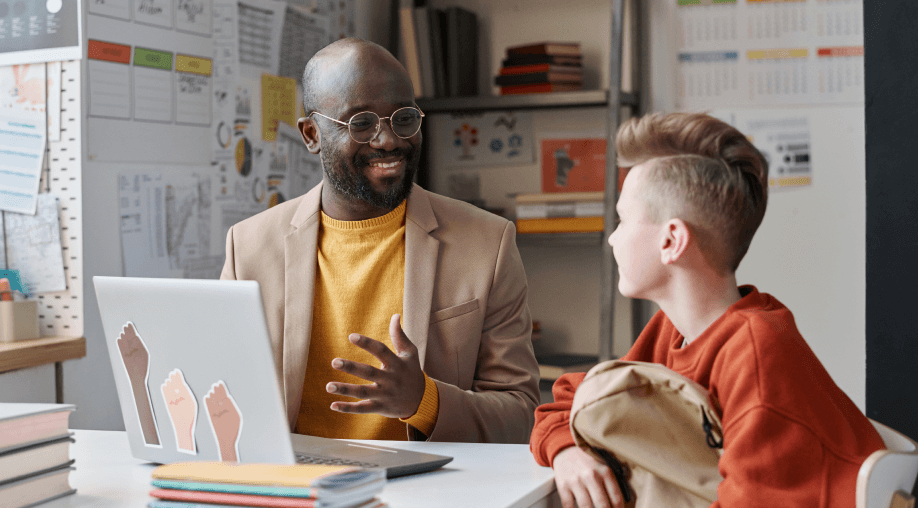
[515,191,604,234]
[147,461,386,508]
[398,1,478,98]
[0,403,76,508]
[497,42,583,95]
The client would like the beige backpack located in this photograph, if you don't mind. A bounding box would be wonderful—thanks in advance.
[570,360,725,508]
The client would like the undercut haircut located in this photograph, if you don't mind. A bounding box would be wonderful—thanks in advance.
[616,113,769,272]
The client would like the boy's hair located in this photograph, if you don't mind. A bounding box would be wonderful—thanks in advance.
[616,113,769,272]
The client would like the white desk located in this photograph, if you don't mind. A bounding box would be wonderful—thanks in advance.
[46,430,559,508]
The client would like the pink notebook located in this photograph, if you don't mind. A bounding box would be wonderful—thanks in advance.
[149,488,316,507]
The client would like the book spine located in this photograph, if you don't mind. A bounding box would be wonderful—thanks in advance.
[500,83,583,95]
[515,217,603,234]
[413,7,435,98]
[398,5,423,98]
[494,73,583,86]
[500,64,583,76]
[516,202,604,219]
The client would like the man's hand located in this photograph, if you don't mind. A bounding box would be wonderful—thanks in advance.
[326,314,425,419]
[553,446,626,508]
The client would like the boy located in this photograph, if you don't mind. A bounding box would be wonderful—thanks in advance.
[530,113,885,508]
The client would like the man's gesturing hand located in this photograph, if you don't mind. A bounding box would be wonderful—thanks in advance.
[553,446,626,508]
[326,313,426,419]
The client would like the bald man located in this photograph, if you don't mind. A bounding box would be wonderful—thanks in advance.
[220,39,539,443]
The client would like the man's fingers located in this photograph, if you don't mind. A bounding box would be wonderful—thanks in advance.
[330,399,377,414]
[327,381,375,400]
[331,358,384,383]
[348,333,399,365]
[388,314,416,357]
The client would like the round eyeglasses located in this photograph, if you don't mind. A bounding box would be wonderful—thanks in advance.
[309,106,425,144]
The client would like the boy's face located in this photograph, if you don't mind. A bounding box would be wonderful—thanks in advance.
[608,162,666,300]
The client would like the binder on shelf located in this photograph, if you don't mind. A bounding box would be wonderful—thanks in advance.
[398,1,423,98]
[413,6,436,98]
[428,7,447,97]
[445,6,478,97]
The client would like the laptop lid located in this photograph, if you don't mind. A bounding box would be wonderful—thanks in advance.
[95,276,296,465]
[94,276,452,477]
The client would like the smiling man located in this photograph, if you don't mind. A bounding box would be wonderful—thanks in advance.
[220,39,539,443]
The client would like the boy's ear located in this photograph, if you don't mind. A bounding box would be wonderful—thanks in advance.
[660,219,691,265]
[298,117,321,154]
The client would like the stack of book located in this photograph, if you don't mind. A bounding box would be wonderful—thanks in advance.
[515,191,604,234]
[147,461,387,508]
[496,42,583,95]
[0,403,76,508]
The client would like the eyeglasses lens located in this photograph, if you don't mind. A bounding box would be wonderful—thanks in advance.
[347,108,422,143]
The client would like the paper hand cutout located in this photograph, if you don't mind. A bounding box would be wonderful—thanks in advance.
[117,322,160,446]
[204,381,242,462]
[162,369,198,454]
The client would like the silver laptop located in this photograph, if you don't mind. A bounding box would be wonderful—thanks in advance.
[94,276,452,478]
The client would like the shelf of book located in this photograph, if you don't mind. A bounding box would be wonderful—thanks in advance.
[516,231,604,248]
[416,90,638,113]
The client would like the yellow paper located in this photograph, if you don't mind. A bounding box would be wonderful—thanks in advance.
[152,461,356,487]
[262,74,297,141]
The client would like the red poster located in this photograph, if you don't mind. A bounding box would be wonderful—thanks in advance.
[541,138,606,193]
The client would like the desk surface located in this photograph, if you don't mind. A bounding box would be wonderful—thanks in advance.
[47,430,558,508]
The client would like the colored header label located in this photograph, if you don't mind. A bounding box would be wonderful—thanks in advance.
[747,48,808,60]
[817,46,864,58]
[747,0,805,3]
[678,0,736,5]
[87,40,131,64]
[678,51,739,63]
[134,48,173,71]
[175,55,213,76]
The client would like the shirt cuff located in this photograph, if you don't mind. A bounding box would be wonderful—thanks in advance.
[400,373,439,437]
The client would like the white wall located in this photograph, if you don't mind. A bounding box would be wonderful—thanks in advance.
[0,365,56,403]
[646,3,868,409]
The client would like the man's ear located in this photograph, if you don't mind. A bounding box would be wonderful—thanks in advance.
[660,218,691,265]
[298,117,321,154]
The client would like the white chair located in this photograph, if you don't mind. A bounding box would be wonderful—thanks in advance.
[857,419,918,508]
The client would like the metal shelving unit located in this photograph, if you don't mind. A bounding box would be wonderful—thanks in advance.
[417,0,639,362]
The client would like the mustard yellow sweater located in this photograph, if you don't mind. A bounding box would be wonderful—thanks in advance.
[294,201,438,440]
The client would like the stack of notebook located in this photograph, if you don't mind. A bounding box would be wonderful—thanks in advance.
[0,403,77,508]
[147,461,387,508]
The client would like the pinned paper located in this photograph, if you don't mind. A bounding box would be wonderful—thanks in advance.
[161,368,199,455]
[204,381,242,462]
[117,322,162,447]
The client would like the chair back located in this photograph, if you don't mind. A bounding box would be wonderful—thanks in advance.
[856,419,918,508]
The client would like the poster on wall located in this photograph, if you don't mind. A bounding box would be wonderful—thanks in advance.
[673,0,864,109]
[438,111,535,167]
[0,0,82,66]
[539,137,605,193]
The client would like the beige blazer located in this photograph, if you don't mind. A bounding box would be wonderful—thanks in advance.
[220,183,540,443]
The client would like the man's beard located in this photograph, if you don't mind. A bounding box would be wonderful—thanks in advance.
[322,143,420,210]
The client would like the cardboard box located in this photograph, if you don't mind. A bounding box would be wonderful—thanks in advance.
[0,300,40,343]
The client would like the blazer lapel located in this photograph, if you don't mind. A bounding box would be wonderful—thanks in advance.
[282,183,323,427]
[403,185,439,368]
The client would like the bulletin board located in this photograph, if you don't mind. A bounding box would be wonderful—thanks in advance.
[38,59,83,337]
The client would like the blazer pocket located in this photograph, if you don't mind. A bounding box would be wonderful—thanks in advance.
[430,299,479,324]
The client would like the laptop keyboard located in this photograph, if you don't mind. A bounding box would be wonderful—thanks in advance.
[295,453,379,468]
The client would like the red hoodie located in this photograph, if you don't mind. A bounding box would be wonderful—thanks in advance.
[531,286,885,507]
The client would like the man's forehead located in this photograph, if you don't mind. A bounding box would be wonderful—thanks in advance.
[312,48,413,115]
